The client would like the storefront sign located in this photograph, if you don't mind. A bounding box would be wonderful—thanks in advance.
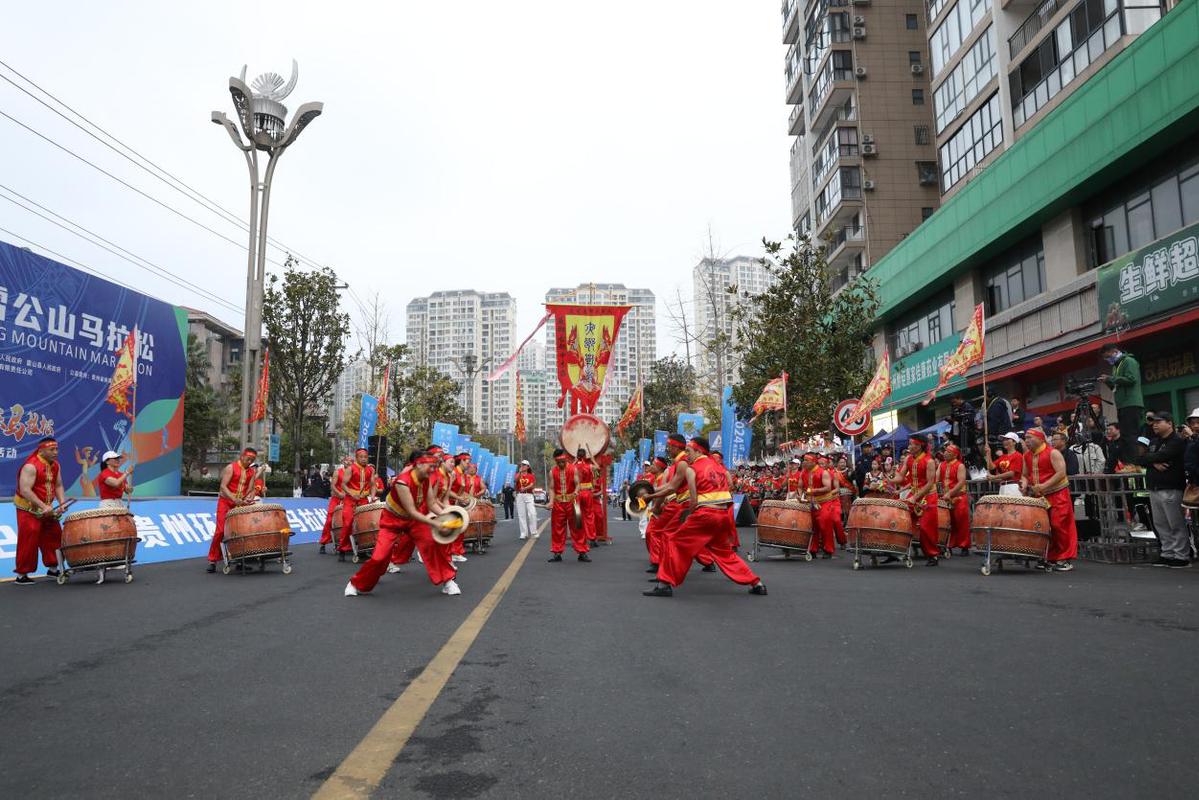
[1097,221,1199,331]
[1142,351,1197,384]
[881,333,964,410]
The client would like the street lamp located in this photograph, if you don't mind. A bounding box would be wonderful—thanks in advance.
[211,60,323,451]
[453,353,491,432]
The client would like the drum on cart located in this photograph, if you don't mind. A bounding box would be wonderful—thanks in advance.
[970,494,1050,575]
[466,500,496,553]
[57,507,140,585]
[932,500,953,556]
[846,497,915,570]
[750,500,814,561]
[329,507,345,547]
[222,503,293,574]
[351,502,385,563]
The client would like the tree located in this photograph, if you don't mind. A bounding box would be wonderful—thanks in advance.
[280,417,333,471]
[182,333,221,475]
[642,355,697,434]
[731,237,880,441]
[263,256,351,485]
[350,291,392,391]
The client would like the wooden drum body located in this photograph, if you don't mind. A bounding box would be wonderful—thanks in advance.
[846,498,914,555]
[935,500,952,550]
[756,500,814,550]
[352,502,385,553]
[224,503,291,559]
[468,500,497,539]
[61,508,139,567]
[970,495,1050,559]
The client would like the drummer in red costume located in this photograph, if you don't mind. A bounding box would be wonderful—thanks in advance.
[907,434,942,566]
[644,436,766,598]
[12,437,66,584]
[938,443,971,555]
[336,448,377,562]
[446,454,473,563]
[711,451,740,550]
[319,457,351,554]
[97,451,132,505]
[800,454,838,558]
[785,457,802,499]
[207,448,258,573]
[573,448,599,547]
[642,434,691,573]
[547,448,590,562]
[639,456,668,567]
[345,449,460,597]
[1021,429,1078,571]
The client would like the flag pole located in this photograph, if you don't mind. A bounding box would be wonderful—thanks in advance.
[129,328,139,507]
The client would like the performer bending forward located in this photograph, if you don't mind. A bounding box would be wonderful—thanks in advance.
[644,437,767,598]
[346,450,460,597]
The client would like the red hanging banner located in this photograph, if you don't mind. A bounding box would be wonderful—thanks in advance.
[547,304,631,416]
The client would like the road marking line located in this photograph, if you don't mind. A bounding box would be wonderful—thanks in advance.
[314,518,548,799]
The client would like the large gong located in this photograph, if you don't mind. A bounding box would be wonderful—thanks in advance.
[560,413,610,458]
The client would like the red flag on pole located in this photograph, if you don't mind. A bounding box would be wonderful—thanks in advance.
[377,361,392,428]
[106,327,138,420]
[514,371,527,444]
[922,303,986,405]
[615,384,643,434]
[547,304,632,415]
[750,372,787,421]
[844,350,892,429]
[247,350,270,424]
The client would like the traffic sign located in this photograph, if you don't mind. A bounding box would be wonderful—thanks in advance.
[833,398,869,436]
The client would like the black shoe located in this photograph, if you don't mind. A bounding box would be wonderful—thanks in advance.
[14,575,35,585]
[547,554,563,562]
[647,577,661,582]
[578,553,592,562]
[1167,559,1192,569]
[749,583,768,596]
[643,584,673,597]
[1152,557,1171,567]
[925,557,939,566]
[645,564,658,573]
[701,563,716,572]
[206,562,217,573]
[45,568,60,577]
[319,545,327,554]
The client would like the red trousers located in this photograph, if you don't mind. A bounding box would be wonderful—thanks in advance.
[319,496,341,545]
[207,498,235,562]
[550,501,589,554]
[808,501,839,554]
[592,493,608,542]
[351,515,456,592]
[14,509,61,574]
[946,495,971,549]
[728,506,741,550]
[645,504,680,565]
[914,495,941,557]
[1045,488,1079,562]
[656,506,759,588]
[576,491,596,541]
[339,496,367,552]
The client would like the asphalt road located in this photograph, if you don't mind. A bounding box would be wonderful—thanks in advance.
[3,515,1198,799]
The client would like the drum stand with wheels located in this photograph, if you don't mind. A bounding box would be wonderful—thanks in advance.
[848,529,915,570]
[747,529,814,563]
[974,526,1043,576]
[349,533,375,564]
[220,543,293,575]
[55,538,140,585]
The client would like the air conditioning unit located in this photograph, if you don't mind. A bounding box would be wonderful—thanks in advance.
[853,15,866,25]
[854,65,868,79]
[862,133,875,144]
[911,63,924,75]
[852,26,866,39]
[852,0,870,5]
[863,179,876,191]
[862,143,878,156]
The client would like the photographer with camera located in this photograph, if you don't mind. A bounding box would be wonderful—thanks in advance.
[1098,344,1143,461]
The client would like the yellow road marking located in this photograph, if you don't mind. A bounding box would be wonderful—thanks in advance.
[314,518,548,799]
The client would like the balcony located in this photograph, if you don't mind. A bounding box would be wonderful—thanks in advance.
[808,60,856,136]
[785,44,804,104]
[1009,0,1063,59]
[782,0,800,44]
[788,103,806,135]
[983,271,1100,372]
[825,224,865,264]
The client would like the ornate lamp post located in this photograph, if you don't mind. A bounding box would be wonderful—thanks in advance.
[211,60,323,450]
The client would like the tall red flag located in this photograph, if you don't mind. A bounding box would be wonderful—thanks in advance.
[514,371,527,443]
[546,303,632,415]
[615,384,643,434]
[107,327,138,420]
[247,350,270,424]
[922,303,986,405]
[376,361,392,428]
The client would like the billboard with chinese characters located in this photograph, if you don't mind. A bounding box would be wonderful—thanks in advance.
[1097,221,1199,332]
[0,239,186,497]
[0,496,332,574]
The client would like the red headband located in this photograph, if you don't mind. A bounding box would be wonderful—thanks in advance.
[415,455,438,465]
[688,439,710,454]
[1027,429,1046,442]
[241,448,257,457]
[355,448,368,455]
[652,456,668,467]
[945,444,961,457]
[803,454,817,463]
[38,439,58,450]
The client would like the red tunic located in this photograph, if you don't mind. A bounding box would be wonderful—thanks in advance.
[97,467,127,500]
[1025,443,1077,561]
[551,464,577,501]
[343,463,376,499]
[994,451,1024,482]
[786,471,800,494]
[15,453,59,511]
[384,466,431,520]
[226,460,255,501]
[517,472,536,492]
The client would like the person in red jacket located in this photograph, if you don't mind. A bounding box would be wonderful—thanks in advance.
[938,443,971,555]
[12,437,66,584]
[907,434,941,566]
[207,448,258,572]
[801,454,838,558]
[336,448,377,561]
[319,457,351,554]
[644,436,766,598]
[573,449,599,547]
[548,449,590,561]
[1022,429,1078,571]
[97,450,132,506]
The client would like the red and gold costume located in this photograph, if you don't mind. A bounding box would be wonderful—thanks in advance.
[574,458,598,544]
[646,451,689,566]
[938,451,970,550]
[338,459,376,553]
[592,457,610,544]
[550,460,588,554]
[13,445,62,574]
[908,450,940,558]
[1025,436,1078,562]
[655,453,759,588]
[801,462,839,555]
[320,465,347,546]
[208,456,255,563]
[350,462,455,592]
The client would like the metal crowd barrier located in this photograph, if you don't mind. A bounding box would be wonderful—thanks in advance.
[966,472,1152,542]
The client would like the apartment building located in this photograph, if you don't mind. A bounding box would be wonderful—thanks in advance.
[866,0,1196,429]
[783,0,943,289]
[692,256,777,390]
[404,290,518,434]
[544,284,656,428]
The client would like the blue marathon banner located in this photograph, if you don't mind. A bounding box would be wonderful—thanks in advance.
[431,422,458,452]
[357,394,379,450]
[0,239,187,497]
[677,413,704,438]
[0,497,333,574]
[721,386,753,466]
[653,430,668,457]
[638,438,651,465]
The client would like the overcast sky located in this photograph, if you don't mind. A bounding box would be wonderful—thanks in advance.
[1,0,790,357]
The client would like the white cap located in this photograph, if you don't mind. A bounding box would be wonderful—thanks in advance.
[1003,432,1022,442]
[520,459,530,466]
[642,460,651,466]
[790,457,802,465]
[101,450,121,463]
[1137,436,1151,446]
[1188,407,1199,421]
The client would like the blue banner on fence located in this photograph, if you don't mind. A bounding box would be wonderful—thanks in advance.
[431,422,458,452]
[268,433,281,463]
[653,430,668,457]
[638,438,651,465]
[358,394,379,450]
[0,239,187,497]
[0,496,334,575]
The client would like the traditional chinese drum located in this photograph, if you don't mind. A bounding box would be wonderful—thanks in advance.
[970,495,1050,559]
[846,497,915,555]
[224,503,291,559]
[560,413,611,458]
[61,508,139,567]
[756,500,814,551]
[935,500,953,551]
[329,505,344,544]
[468,499,496,539]
[352,501,385,554]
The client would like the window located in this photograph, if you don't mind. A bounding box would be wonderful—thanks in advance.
[912,89,925,105]
[933,25,997,133]
[922,207,935,221]
[915,125,930,145]
[938,92,1002,191]
[983,236,1046,313]
[889,294,956,357]
[906,14,919,29]
[917,161,939,186]
[929,0,991,77]
[832,50,854,79]
[909,50,923,64]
